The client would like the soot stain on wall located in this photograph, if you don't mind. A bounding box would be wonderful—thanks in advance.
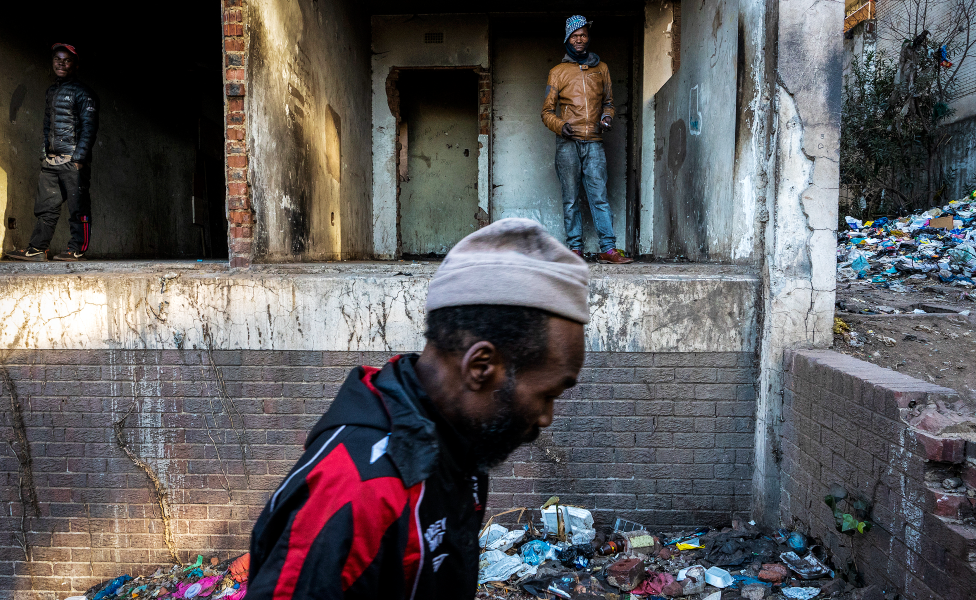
[8,84,26,123]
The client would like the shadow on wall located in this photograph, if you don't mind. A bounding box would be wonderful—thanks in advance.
[247,0,373,263]
[0,2,228,259]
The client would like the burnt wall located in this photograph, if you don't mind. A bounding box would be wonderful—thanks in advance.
[247,0,372,261]
[0,3,227,259]
[651,0,743,261]
[0,349,755,597]
[782,350,976,600]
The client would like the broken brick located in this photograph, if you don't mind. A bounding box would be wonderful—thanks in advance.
[758,563,789,584]
[606,557,646,592]
[914,431,965,463]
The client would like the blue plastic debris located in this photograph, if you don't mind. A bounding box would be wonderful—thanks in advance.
[93,575,132,600]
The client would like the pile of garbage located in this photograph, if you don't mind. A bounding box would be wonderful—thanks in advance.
[837,194,976,290]
[70,553,249,600]
[477,498,847,600]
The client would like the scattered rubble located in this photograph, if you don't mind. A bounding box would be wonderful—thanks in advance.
[475,501,863,600]
[834,194,976,401]
[838,195,976,290]
[70,554,248,600]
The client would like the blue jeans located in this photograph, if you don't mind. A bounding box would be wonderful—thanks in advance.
[555,138,616,253]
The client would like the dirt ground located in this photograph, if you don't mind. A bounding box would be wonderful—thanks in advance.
[833,279,976,401]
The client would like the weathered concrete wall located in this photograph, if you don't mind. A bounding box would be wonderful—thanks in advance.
[651,0,744,261]
[782,350,976,600]
[754,0,842,525]
[0,4,224,259]
[0,348,755,597]
[491,17,635,254]
[937,115,976,201]
[371,15,491,259]
[0,263,758,354]
[639,2,676,256]
[247,0,372,262]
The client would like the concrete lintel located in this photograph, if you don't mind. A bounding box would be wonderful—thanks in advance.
[0,262,758,354]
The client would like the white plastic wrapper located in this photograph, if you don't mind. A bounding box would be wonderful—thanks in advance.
[488,529,525,552]
[570,528,596,545]
[479,549,508,570]
[479,524,508,549]
[540,506,594,535]
[478,554,523,584]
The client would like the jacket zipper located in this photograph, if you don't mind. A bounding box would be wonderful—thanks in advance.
[579,65,588,138]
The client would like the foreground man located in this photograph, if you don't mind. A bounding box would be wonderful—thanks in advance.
[542,15,633,264]
[245,218,588,599]
[7,43,98,262]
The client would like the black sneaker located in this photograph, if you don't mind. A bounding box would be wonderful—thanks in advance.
[53,250,86,262]
[6,247,48,262]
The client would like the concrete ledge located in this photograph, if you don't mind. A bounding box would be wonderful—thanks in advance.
[0,261,759,352]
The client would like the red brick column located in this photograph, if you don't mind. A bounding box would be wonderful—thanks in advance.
[478,70,491,136]
[224,0,253,268]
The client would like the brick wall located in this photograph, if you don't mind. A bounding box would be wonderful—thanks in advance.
[223,0,253,268]
[782,350,976,600]
[0,350,755,598]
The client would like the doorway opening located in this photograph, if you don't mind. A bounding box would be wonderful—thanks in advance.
[395,69,482,257]
[0,1,228,260]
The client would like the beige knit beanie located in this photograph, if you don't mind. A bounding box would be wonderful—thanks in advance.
[425,218,590,324]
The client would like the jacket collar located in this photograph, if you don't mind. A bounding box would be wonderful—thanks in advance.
[305,354,477,486]
[562,52,601,68]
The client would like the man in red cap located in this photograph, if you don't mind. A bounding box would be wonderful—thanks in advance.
[7,43,99,262]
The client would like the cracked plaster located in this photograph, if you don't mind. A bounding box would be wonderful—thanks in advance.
[0,265,758,354]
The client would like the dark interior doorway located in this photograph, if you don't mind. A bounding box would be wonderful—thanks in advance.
[0,2,228,259]
[397,69,480,257]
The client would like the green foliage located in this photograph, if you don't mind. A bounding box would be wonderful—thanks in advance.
[840,40,960,221]
[825,493,873,536]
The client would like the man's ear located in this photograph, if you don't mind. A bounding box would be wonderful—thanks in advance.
[460,341,502,391]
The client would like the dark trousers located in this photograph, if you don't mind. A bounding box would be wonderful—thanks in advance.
[555,138,616,253]
[29,162,92,252]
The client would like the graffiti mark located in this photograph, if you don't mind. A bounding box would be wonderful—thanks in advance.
[690,85,702,136]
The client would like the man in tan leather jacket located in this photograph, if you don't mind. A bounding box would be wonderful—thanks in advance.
[541,15,633,264]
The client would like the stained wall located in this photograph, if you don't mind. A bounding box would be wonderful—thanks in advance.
[246,0,373,261]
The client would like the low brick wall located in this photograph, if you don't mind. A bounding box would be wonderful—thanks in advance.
[782,350,976,600]
[0,349,755,598]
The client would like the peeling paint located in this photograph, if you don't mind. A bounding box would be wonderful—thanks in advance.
[0,264,758,354]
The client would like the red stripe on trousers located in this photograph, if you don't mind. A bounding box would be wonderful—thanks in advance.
[270,443,418,599]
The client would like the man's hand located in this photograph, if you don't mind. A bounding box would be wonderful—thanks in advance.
[73,162,82,170]
[561,123,574,139]
[600,116,612,132]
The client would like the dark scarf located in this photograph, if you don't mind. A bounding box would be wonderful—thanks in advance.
[565,41,590,64]
[563,42,600,67]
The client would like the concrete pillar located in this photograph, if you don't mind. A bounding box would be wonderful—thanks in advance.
[752,0,843,525]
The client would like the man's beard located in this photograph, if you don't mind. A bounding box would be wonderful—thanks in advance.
[463,373,540,472]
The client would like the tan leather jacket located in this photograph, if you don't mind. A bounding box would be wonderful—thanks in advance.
[541,56,615,142]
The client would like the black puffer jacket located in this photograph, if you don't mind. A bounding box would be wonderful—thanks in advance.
[43,77,99,163]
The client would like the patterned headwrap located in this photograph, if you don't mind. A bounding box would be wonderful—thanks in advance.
[564,15,593,42]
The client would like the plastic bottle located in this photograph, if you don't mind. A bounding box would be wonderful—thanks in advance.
[598,540,621,555]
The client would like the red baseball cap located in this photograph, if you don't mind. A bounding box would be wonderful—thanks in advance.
[51,43,78,55]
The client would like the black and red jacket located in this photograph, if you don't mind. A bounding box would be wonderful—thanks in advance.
[245,354,489,600]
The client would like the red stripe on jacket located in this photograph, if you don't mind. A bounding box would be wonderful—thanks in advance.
[358,359,423,594]
[271,443,419,598]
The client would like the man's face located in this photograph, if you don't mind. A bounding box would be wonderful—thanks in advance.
[568,26,589,53]
[464,317,585,470]
[52,50,77,78]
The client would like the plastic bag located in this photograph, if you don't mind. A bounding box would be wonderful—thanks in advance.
[479,524,508,549]
[520,540,554,566]
[478,554,523,584]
